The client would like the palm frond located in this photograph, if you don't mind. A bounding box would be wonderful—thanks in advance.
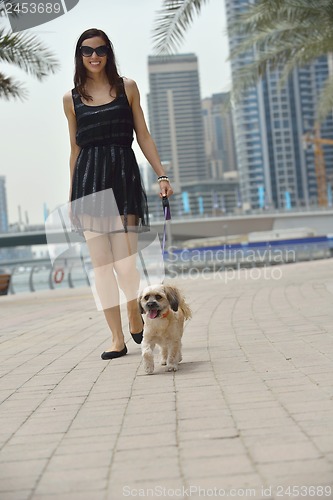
[229,62,265,104]
[228,0,333,120]
[277,37,333,85]
[228,0,332,37]
[229,24,319,60]
[0,28,60,80]
[152,0,210,54]
[0,71,27,100]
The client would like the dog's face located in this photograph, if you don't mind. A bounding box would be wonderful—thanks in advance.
[138,284,179,319]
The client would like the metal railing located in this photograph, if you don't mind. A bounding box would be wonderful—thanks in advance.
[1,236,332,295]
[1,254,89,294]
[147,201,333,221]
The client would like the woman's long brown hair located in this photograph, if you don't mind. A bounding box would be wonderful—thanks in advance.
[74,28,122,101]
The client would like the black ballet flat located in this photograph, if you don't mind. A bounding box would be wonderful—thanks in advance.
[130,331,143,344]
[130,319,144,344]
[101,345,128,360]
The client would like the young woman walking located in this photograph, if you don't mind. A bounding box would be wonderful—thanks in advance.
[63,28,173,360]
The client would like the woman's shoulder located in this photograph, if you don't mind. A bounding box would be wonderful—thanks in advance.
[63,89,75,102]
[121,77,140,104]
[122,77,138,92]
[63,89,75,115]
[122,76,135,85]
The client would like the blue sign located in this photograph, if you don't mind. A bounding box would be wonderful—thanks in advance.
[182,191,190,214]
[285,191,291,210]
[258,185,265,208]
[43,203,49,222]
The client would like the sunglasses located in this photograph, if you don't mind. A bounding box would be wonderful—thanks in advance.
[80,45,109,57]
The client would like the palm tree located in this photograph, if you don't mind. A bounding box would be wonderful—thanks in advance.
[152,0,333,120]
[153,0,210,55]
[0,27,60,100]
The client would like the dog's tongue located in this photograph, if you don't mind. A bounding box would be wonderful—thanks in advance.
[148,309,159,319]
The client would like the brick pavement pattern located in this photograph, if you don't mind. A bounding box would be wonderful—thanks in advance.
[0,260,333,500]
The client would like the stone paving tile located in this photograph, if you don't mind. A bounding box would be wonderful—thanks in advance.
[1,260,333,498]
[182,454,256,478]
[46,451,112,471]
[34,495,102,500]
[0,492,34,500]
[113,445,178,463]
[33,469,107,495]
[0,459,47,479]
[0,443,58,462]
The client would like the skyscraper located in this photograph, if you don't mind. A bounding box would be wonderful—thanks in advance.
[202,92,237,178]
[0,176,9,233]
[147,54,207,189]
[225,0,333,210]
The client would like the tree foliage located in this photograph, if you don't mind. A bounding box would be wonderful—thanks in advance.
[0,27,59,100]
[152,0,333,119]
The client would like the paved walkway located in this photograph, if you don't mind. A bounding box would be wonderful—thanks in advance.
[1,260,333,500]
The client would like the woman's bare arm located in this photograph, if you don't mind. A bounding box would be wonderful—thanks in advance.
[63,91,81,201]
[124,78,173,198]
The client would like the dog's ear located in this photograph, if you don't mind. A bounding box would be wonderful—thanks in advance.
[137,294,144,314]
[164,285,179,312]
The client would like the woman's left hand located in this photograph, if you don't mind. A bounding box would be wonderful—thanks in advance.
[159,180,174,198]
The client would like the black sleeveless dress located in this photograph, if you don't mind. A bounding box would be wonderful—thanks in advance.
[70,78,149,236]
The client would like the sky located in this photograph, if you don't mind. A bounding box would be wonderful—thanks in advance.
[0,0,231,226]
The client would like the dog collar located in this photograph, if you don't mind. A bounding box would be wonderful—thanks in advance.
[161,310,170,318]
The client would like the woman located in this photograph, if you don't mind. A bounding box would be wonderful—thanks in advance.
[63,28,173,360]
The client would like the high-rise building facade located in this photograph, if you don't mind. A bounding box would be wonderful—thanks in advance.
[0,176,9,233]
[202,92,237,178]
[225,0,333,210]
[147,54,207,189]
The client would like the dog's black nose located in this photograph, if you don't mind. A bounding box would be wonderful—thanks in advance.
[147,301,158,309]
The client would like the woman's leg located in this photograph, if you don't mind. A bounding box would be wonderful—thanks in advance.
[84,230,125,351]
[109,217,142,334]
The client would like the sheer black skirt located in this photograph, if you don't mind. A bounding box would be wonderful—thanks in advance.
[70,145,150,236]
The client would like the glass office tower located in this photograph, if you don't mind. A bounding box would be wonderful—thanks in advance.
[225,0,333,209]
[148,54,207,190]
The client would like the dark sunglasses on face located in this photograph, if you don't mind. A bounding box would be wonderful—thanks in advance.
[80,45,109,57]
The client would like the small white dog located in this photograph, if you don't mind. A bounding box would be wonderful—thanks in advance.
[138,284,192,374]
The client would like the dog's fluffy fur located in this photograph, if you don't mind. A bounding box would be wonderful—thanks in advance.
[138,284,191,374]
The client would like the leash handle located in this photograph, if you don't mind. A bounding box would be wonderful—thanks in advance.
[162,196,171,220]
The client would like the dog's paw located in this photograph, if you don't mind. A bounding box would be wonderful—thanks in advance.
[144,361,154,374]
[143,353,154,375]
[166,364,178,372]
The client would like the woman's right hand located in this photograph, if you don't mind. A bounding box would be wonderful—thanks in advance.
[159,180,173,198]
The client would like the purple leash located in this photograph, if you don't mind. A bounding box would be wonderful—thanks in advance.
[138,196,171,287]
